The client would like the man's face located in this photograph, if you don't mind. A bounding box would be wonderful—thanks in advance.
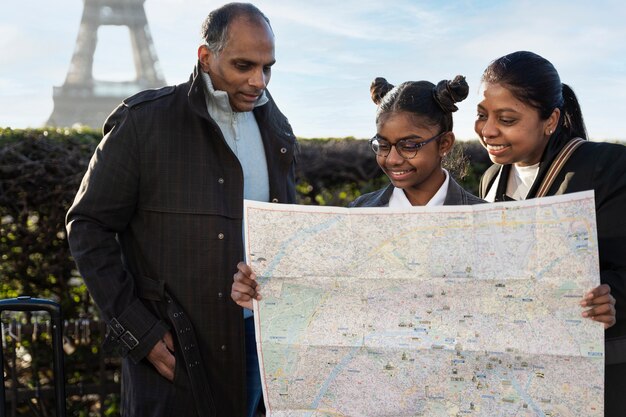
[199,17,275,112]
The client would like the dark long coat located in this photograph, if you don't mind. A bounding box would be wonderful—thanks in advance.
[480,139,626,416]
[66,63,297,417]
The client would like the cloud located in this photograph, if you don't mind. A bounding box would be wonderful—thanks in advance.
[0,94,52,128]
[259,0,447,43]
[0,24,40,69]
[1,0,625,139]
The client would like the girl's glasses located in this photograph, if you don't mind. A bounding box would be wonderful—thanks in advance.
[369,131,446,159]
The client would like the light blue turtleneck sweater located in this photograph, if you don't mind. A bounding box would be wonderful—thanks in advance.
[200,72,270,319]
[200,71,270,204]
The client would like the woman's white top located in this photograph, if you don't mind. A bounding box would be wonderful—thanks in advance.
[484,163,539,202]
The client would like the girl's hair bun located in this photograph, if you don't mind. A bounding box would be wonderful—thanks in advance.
[370,77,395,105]
[433,75,469,113]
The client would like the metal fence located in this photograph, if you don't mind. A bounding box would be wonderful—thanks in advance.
[2,311,120,416]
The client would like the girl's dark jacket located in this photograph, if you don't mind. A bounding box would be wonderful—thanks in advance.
[350,176,484,207]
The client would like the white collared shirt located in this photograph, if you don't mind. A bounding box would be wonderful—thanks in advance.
[388,169,450,207]
[508,163,539,201]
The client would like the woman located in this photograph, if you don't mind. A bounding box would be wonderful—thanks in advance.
[476,50,623,416]
[350,75,483,207]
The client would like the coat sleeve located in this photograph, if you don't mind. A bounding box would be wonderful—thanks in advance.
[593,145,626,339]
[66,106,168,363]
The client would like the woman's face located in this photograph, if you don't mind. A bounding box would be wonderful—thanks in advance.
[475,82,558,167]
[375,112,451,203]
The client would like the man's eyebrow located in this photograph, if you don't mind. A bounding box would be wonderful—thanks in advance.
[232,58,276,66]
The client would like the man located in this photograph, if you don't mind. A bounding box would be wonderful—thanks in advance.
[66,3,297,416]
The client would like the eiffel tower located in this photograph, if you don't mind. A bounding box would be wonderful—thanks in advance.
[47,0,166,129]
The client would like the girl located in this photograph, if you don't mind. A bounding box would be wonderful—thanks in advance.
[350,76,483,207]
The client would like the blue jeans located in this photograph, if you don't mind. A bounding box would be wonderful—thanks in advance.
[245,316,263,417]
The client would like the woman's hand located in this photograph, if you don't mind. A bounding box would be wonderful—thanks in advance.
[231,262,261,310]
[580,283,616,329]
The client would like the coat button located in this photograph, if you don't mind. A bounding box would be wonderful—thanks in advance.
[218,178,224,184]
[221,345,227,351]
[280,147,287,154]
[218,292,223,298]
[271,198,279,203]
[218,233,224,239]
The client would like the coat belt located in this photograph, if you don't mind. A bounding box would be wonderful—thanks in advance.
[135,276,216,416]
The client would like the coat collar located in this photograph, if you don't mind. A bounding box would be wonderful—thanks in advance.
[199,69,268,116]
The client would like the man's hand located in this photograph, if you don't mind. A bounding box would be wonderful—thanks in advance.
[146,331,175,381]
[580,284,616,329]
[231,262,261,310]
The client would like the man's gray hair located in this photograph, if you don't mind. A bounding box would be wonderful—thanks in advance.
[201,2,272,53]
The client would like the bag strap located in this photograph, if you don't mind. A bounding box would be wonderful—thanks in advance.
[535,137,586,197]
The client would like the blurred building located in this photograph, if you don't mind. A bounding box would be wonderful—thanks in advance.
[47,0,166,129]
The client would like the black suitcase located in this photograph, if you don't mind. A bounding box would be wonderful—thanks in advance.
[1,296,66,417]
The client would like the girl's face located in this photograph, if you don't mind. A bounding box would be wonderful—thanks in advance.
[475,82,559,167]
[375,112,452,205]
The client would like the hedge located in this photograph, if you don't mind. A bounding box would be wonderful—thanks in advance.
[0,127,490,415]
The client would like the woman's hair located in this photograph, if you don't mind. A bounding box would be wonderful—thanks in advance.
[201,3,271,53]
[370,75,469,133]
[481,51,587,142]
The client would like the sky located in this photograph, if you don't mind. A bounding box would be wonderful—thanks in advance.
[1,0,625,141]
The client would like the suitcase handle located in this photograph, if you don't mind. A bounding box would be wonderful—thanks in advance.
[1,296,66,417]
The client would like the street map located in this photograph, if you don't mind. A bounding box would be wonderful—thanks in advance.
[245,191,604,417]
